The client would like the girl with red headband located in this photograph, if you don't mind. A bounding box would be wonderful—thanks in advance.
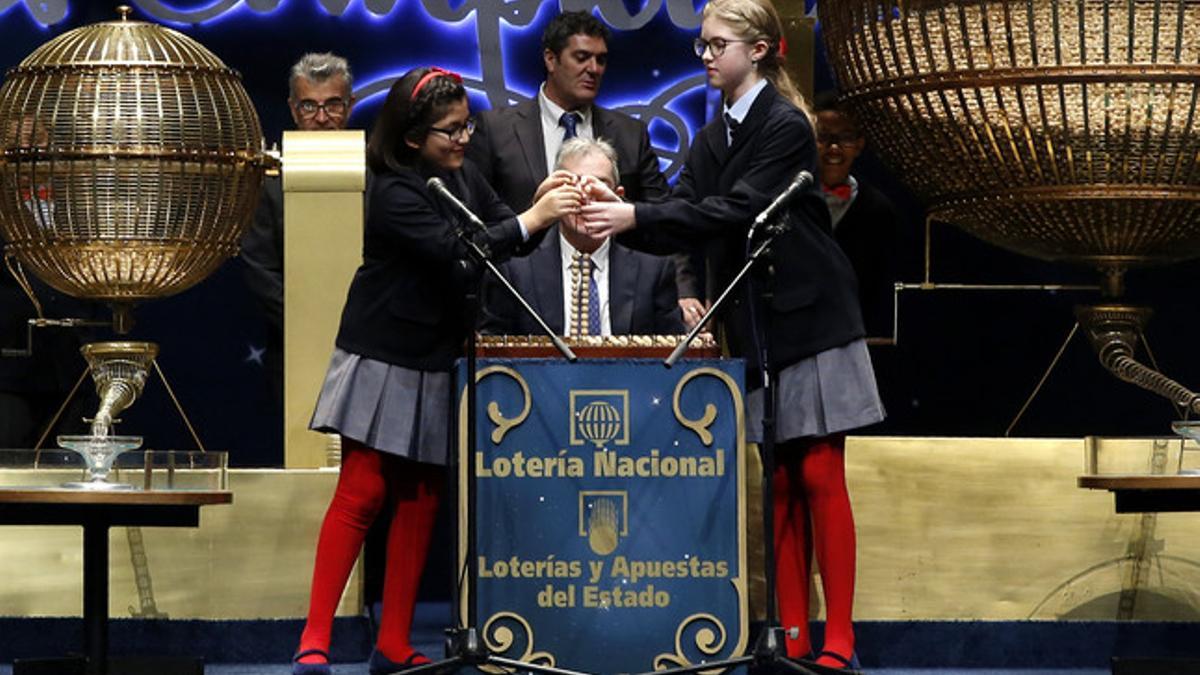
[581,1,881,671]
[292,66,582,675]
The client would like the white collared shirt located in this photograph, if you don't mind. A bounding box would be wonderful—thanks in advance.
[723,77,769,146]
[559,232,611,336]
[827,175,860,230]
[539,83,595,175]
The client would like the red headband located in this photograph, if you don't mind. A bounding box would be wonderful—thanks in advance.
[411,67,463,100]
[779,37,788,58]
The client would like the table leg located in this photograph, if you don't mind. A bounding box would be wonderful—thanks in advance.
[82,521,109,675]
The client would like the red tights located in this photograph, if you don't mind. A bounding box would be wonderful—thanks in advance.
[297,439,442,665]
[772,434,857,667]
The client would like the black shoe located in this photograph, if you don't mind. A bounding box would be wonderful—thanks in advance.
[368,650,430,675]
[291,649,331,675]
[789,651,863,675]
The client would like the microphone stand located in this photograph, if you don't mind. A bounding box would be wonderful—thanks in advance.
[656,215,859,675]
[663,233,770,370]
[394,208,585,675]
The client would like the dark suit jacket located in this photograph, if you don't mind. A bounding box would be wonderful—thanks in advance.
[467,97,701,300]
[239,175,284,333]
[834,181,900,338]
[468,98,668,209]
[334,161,524,371]
[480,226,684,336]
[632,82,865,373]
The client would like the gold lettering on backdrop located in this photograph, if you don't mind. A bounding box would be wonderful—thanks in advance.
[583,584,671,608]
[476,449,586,478]
[476,448,725,479]
[608,556,730,583]
[478,555,583,579]
[538,584,577,608]
[593,448,725,478]
[588,560,605,584]
[502,557,730,583]
[487,554,734,608]
[536,583,673,609]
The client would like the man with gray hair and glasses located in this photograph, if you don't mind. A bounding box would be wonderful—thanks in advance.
[287,52,356,131]
[239,52,356,451]
[481,138,684,337]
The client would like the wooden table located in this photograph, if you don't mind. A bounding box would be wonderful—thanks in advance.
[0,488,232,675]
[1078,474,1200,513]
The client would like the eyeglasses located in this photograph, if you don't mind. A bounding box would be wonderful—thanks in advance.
[693,37,754,59]
[816,132,861,147]
[429,118,477,142]
[294,97,348,118]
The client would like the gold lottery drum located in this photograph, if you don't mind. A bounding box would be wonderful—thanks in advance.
[0,6,270,330]
[820,1,1200,290]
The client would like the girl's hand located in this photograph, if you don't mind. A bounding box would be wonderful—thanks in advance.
[532,170,578,204]
[522,183,584,234]
[579,201,636,238]
[579,175,621,203]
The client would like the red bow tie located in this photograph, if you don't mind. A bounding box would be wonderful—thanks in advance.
[823,183,853,201]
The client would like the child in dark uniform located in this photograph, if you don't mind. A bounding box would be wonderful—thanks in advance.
[580,1,884,670]
[292,66,582,675]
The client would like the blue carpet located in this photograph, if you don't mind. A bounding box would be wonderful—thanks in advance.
[1,602,1196,671]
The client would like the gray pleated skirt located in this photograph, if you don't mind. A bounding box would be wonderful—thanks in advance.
[746,338,885,443]
[310,348,451,465]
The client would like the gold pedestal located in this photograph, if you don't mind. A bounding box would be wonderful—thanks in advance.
[281,130,365,469]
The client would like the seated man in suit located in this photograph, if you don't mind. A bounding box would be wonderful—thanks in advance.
[481,138,684,336]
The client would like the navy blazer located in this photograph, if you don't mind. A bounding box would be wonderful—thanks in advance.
[240,175,284,332]
[633,82,865,372]
[834,181,901,338]
[334,161,524,371]
[466,98,701,300]
[479,226,684,336]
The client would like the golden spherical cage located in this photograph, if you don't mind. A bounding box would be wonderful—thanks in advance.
[0,8,269,307]
[819,1,1200,274]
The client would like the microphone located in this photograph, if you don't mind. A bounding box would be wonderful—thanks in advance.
[747,169,814,240]
[427,176,486,232]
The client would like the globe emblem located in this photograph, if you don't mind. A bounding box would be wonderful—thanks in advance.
[577,401,622,448]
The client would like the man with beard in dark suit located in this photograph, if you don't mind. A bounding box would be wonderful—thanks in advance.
[468,10,705,328]
[481,138,684,337]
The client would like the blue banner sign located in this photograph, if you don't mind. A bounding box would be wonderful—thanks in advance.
[457,357,747,673]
